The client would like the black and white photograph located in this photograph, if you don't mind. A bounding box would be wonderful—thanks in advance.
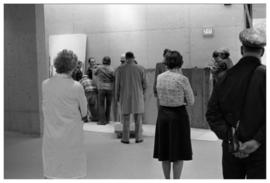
[3,1,267,180]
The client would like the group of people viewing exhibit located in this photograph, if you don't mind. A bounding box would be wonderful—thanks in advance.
[41,27,266,179]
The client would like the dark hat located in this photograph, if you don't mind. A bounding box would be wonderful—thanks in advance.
[239,28,266,48]
[125,52,135,59]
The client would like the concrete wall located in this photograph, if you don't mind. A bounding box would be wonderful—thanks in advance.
[4,4,47,134]
[43,4,246,127]
[44,4,245,69]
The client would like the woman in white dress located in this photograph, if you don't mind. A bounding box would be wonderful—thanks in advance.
[42,49,88,178]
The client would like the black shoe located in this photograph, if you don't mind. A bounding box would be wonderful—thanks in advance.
[121,140,130,144]
[135,139,143,143]
[97,122,105,125]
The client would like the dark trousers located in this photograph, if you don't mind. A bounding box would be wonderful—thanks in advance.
[98,89,112,124]
[222,141,266,179]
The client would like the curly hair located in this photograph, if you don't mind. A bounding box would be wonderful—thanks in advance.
[54,49,78,74]
[165,50,183,69]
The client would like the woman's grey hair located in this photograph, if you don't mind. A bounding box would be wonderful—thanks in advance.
[54,49,78,74]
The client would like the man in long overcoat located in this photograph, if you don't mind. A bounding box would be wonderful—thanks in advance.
[115,52,147,144]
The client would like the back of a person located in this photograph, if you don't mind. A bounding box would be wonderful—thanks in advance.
[120,63,144,96]
[157,71,188,107]
[42,75,86,178]
[96,64,114,90]
[42,49,88,179]
[43,76,82,131]
[153,50,194,179]
[239,64,265,142]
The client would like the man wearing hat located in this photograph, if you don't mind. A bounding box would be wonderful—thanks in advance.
[206,28,266,179]
[115,51,147,144]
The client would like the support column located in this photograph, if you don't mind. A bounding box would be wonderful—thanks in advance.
[4,4,48,135]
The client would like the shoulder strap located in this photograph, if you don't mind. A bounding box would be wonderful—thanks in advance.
[236,64,262,128]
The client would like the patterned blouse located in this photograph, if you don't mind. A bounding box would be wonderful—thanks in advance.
[157,70,195,107]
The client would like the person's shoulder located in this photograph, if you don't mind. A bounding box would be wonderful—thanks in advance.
[72,80,82,87]
[254,64,266,77]
[116,64,125,72]
[176,73,189,82]
[158,70,169,78]
[179,73,188,80]
[136,64,145,70]
[256,64,266,72]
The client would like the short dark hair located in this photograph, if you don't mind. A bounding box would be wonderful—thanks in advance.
[163,49,171,56]
[165,50,183,69]
[125,52,135,59]
[243,45,264,53]
[212,50,219,58]
[54,49,77,74]
[88,57,95,63]
[102,56,111,65]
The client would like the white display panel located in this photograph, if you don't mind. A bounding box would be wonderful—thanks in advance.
[49,34,87,76]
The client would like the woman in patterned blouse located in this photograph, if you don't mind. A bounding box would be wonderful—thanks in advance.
[153,50,195,179]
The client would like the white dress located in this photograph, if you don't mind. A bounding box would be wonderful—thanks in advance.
[42,74,88,178]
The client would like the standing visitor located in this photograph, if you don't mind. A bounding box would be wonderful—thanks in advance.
[206,28,266,179]
[95,56,114,125]
[153,50,194,179]
[42,50,88,178]
[80,72,99,122]
[115,52,147,144]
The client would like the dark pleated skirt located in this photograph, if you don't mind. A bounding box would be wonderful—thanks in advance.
[153,105,192,162]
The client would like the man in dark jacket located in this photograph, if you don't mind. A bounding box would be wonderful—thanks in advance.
[206,28,266,179]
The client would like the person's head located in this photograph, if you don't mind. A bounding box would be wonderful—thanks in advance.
[212,50,219,58]
[102,56,111,65]
[165,50,183,69]
[54,49,78,75]
[219,49,230,59]
[125,52,135,62]
[77,61,82,68]
[88,57,96,66]
[239,28,266,58]
[120,53,126,64]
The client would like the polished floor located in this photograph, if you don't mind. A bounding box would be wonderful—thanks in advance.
[4,123,222,179]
